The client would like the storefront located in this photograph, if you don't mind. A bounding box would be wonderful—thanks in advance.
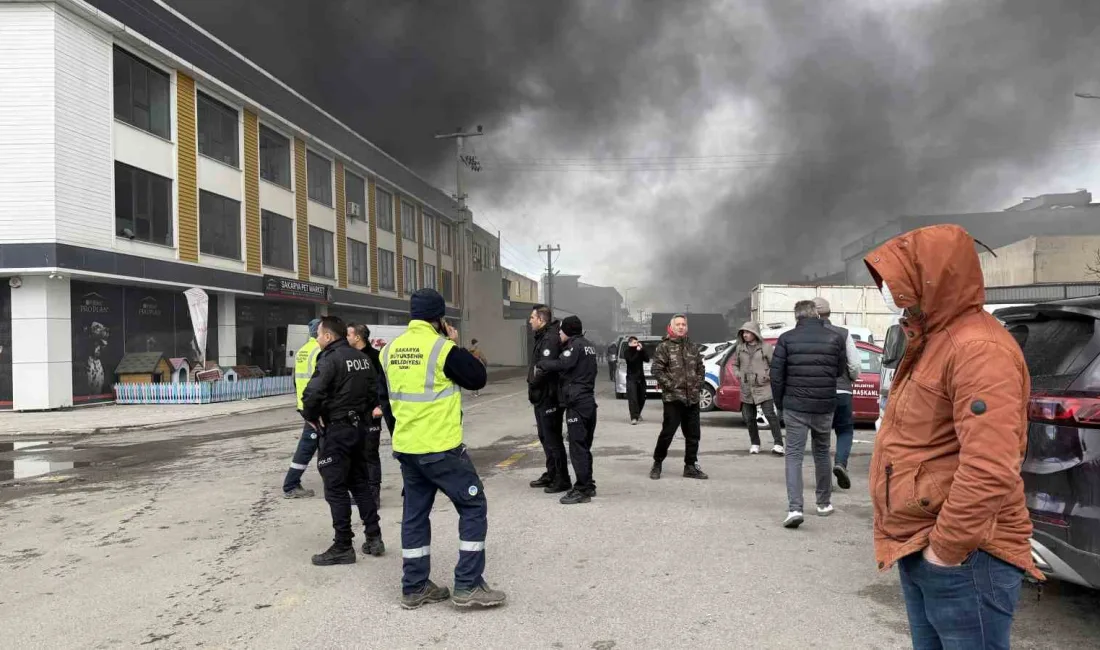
[69,280,220,404]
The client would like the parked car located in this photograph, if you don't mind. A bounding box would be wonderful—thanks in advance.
[715,338,883,423]
[995,299,1100,590]
[614,336,664,400]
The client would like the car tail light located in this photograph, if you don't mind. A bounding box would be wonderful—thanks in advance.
[1028,393,1100,428]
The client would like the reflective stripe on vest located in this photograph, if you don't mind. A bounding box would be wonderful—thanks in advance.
[294,338,321,410]
[383,321,463,454]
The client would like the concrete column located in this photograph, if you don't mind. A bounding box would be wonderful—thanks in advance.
[11,275,73,411]
[217,293,236,368]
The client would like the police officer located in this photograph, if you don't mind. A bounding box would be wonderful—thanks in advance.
[536,315,599,505]
[283,318,322,498]
[380,289,506,610]
[301,316,385,566]
[527,304,571,494]
[347,322,386,510]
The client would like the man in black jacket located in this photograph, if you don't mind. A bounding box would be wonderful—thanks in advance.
[536,315,599,505]
[770,300,848,529]
[301,316,385,565]
[527,304,571,493]
[623,336,649,424]
[347,322,386,510]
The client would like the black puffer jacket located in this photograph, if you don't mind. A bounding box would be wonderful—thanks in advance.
[528,320,562,405]
[301,338,379,423]
[769,318,846,414]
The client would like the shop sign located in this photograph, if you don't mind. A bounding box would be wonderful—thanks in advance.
[263,276,333,303]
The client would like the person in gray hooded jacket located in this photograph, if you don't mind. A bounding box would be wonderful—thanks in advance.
[732,321,785,456]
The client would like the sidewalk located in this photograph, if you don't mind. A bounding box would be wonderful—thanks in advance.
[0,366,528,436]
[0,394,295,437]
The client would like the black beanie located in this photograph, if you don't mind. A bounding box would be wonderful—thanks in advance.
[561,315,583,337]
[410,288,446,322]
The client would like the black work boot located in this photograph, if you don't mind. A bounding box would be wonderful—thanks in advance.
[529,473,553,488]
[683,463,709,480]
[543,479,571,494]
[311,543,356,566]
[401,580,451,610]
[559,489,592,505]
[362,535,386,557]
[649,462,662,480]
[451,581,507,608]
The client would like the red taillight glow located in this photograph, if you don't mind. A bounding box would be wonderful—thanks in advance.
[1028,394,1100,427]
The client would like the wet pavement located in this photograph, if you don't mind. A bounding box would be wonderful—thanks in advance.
[1,377,1098,649]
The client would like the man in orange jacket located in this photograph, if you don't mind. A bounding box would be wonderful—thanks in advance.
[864,224,1041,648]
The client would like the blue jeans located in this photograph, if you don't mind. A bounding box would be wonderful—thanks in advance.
[395,445,487,594]
[898,550,1024,650]
[833,392,854,468]
[282,422,319,493]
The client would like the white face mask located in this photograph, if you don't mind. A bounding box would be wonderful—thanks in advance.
[881,281,904,314]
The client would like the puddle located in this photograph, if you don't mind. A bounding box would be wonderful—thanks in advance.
[0,441,90,481]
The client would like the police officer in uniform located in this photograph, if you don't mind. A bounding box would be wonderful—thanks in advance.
[380,289,507,610]
[301,316,385,565]
[283,318,322,498]
[536,315,599,504]
[527,305,571,494]
[347,322,386,510]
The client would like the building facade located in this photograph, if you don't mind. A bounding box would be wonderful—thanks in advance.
[541,274,624,347]
[0,1,470,409]
[502,267,539,304]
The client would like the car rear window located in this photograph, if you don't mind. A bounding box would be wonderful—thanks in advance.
[1005,315,1097,391]
[620,341,660,358]
[860,348,882,374]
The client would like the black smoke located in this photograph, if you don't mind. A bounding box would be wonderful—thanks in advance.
[167,0,1100,309]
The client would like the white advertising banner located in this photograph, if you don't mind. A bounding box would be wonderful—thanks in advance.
[183,288,209,366]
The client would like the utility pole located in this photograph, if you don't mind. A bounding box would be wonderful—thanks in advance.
[435,126,483,341]
[685,303,691,314]
[539,244,561,311]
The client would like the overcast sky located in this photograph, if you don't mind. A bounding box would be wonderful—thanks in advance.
[169,0,1100,313]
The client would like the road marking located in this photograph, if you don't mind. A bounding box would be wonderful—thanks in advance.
[495,452,527,468]
[522,441,542,449]
[464,389,527,411]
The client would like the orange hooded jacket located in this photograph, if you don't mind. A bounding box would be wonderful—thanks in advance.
[864,224,1040,580]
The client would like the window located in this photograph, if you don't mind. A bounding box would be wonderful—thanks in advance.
[261,210,294,270]
[1006,316,1096,391]
[404,256,419,293]
[309,226,334,278]
[859,348,882,375]
[345,171,366,220]
[307,151,332,206]
[424,263,437,290]
[401,202,417,242]
[199,191,241,259]
[113,47,170,139]
[197,92,239,166]
[472,243,483,271]
[378,248,396,291]
[440,222,452,255]
[259,125,291,187]
[441,270,454,302]
[349,239,369,286]
[376,188,394,232]
[115,161,173,246]
[423,214,436,249]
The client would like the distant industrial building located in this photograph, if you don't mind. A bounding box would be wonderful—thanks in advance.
[541,275,623,346]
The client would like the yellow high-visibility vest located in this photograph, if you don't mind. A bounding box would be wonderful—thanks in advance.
[382,320,463,454]
[294,337,321,410]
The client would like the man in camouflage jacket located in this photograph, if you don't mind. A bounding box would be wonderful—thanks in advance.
[649,314,709,481]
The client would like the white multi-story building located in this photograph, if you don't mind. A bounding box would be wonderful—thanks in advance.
[0,0,474,410]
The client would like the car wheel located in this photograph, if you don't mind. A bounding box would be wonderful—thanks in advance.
[699,385,715,412]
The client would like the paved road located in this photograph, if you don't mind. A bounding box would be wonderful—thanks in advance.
[1,378,1098,649]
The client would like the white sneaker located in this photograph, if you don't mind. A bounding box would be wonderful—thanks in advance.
[772,444,785,456]
[783,511,804,529]
[817,504,835,517]
[749,445,760,455]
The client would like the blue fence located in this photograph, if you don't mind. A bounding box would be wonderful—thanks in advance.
[114,376,294,405]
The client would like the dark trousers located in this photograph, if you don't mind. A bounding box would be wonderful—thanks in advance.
[898,550,1023,650]
[366,418,383,509]
[317,421,381,547]
[833,393,855,469]
[652,400,702,466]
[396,445,487,595]
[566,400,598,492]
[626,375,647,420]
[282,422,319,493]
[534,402,570,484]
[742,399,783,446]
